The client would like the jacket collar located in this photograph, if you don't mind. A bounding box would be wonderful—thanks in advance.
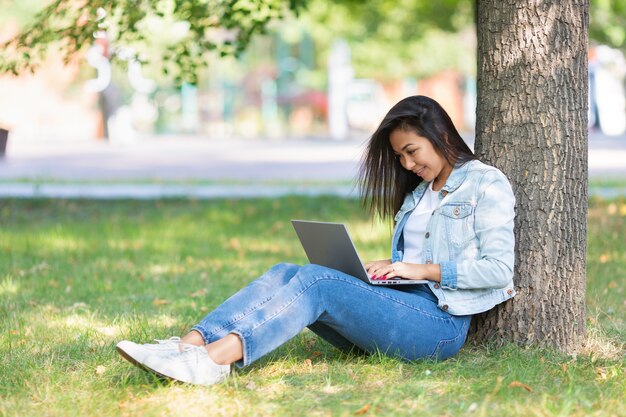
[410,160,474,198]
[441,160,474,193]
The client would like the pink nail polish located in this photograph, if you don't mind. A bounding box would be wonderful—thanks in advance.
[372,275,377,279]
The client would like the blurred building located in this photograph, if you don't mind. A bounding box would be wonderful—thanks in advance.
[1,26,480,143]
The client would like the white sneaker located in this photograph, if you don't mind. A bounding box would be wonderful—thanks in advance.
[142,344,231,386]
[116,337,182,369]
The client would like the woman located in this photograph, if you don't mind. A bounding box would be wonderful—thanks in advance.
[116,95,516,386]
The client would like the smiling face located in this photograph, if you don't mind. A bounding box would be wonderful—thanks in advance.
[389,128,453,190]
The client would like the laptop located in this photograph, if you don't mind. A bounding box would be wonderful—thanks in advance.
[291,220,428,286]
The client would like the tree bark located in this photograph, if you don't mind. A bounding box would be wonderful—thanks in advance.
[471,0,589,352]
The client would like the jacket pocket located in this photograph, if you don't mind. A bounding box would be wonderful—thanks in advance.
[440,203,476,247]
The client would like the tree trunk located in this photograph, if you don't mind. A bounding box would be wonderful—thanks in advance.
[471,0,589,352]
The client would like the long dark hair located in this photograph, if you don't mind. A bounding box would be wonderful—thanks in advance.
[358,95,476,220]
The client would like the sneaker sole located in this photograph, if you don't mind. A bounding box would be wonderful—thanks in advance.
[116,345,150,371]
[116,345,177,382]
[117,344,230,385]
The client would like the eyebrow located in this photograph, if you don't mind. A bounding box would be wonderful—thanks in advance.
[393,144,416,154]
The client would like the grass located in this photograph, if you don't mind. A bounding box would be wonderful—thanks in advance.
[0,196,624,417]
[589,177,626,190]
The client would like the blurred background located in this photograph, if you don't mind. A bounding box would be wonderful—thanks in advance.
[0,0,625,184]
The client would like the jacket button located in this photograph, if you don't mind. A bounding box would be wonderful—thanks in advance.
[507,289,513,295]
[441,190,448,197]
[433,283,440,289]
[425,232,430,238]
[442,304,449,311]
[453,207,460,217]
[425,260,432,264]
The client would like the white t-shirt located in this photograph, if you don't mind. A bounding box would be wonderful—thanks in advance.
[402,182,440,263]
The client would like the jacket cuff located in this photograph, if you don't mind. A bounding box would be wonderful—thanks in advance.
[440,261,458,289]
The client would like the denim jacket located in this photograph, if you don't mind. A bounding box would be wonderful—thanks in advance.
[391,159,516,316]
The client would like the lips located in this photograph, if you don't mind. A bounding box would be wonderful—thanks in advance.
[413,167,425,176]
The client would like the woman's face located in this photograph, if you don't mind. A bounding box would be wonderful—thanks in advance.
[389,128,453,188]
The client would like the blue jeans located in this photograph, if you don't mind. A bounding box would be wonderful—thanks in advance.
[191,263,471,367]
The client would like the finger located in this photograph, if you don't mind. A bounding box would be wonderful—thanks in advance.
[377,266,390,280]
[384,269,398,279]
[372,266,390,279]
[371,267,384,277]
[386,263,402,279]
[366,260,385,272]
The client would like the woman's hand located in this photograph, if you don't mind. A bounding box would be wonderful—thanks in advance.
[365,259,392,278]
[367,260,441,282]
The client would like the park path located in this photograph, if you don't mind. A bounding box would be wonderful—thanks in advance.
[0,132,624,198]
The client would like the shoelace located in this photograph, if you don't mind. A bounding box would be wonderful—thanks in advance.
[154,336,182,344]
[178,343,204,353]
[173,343,209,364]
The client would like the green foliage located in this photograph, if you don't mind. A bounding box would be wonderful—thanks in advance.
[299,0,476,79]
[0,0,306,84]
[590,0,626,49]
[0,0,477,83]
[1,0,626,82]
[0,196,624,416]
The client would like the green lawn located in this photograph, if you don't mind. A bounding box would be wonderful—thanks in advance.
[1,196,624,417]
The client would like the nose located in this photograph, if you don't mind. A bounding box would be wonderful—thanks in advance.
[401,156,415,171]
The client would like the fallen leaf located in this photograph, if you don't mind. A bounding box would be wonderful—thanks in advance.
[152,298,169,306]
[303,359,313,369]
[95,365,106,375]
[354,404,371,415]
[228,238,241,250]
[308,351,322,360]
[608,281,618,289]
[599,254,610,264]
[245,381,257,390]
[596,367,608,380]
[508,381,533,392]
[189,288,208,298]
